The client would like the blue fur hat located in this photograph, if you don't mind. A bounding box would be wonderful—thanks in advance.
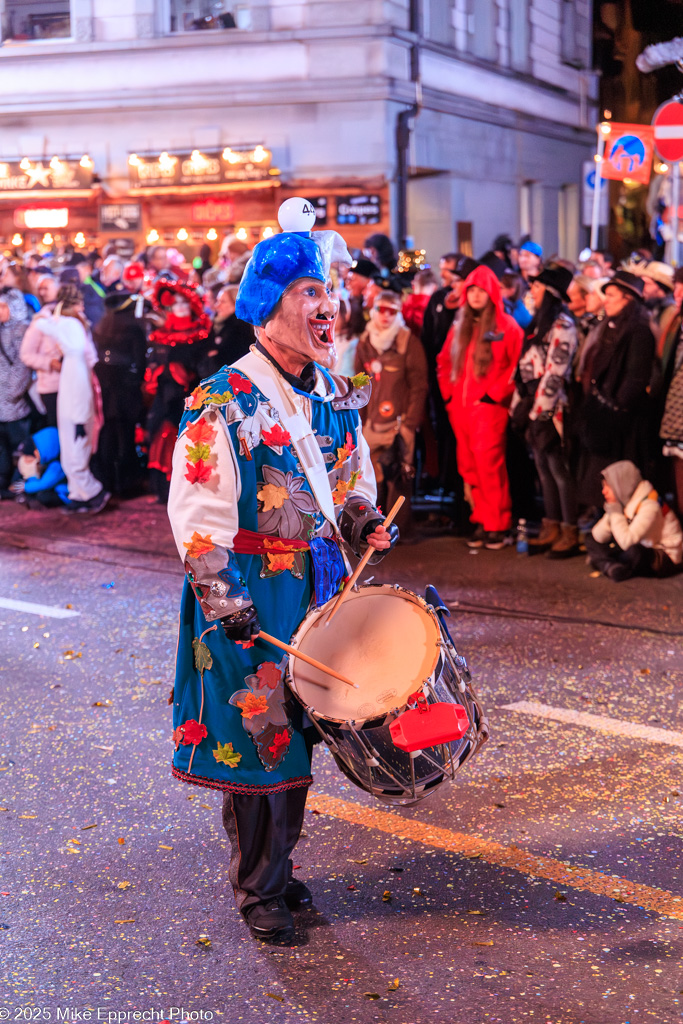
[235,232,326,327]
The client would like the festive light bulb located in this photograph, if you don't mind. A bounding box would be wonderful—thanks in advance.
[74,232,86,247]
[235,227,248,241]
[277,197,316,233]
[12,233,22,246]
[159,152,176,171]
[42,233,54,245]
[49,156,62,171]
[128,153,140,167]
[80,154,93,169]
[190,150,207,169]
[656,161,669,175]
[253,145,266,163]
[206,228,218,241]
[146,228,160,244]
[0,164,9,179]
[222,147,239,164]
[177,228,189,241]
[262,226,274,239]
[20,158,31,171]
[599,122,611,136]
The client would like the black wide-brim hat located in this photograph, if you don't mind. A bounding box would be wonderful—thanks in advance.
[529,262,573,302]
[600,270,644,300]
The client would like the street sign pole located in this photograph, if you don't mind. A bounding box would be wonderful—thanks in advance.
[590,126,607,251]
[671,160,681,267]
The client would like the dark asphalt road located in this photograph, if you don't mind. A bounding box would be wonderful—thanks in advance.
[0,499,682,1024]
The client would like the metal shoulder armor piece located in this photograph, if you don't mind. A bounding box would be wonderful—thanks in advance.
[329,372,372,411]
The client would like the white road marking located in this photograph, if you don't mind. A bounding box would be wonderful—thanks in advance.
[502,700,683,750]
[0,597,79,619]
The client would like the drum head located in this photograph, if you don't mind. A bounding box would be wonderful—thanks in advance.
[288,585,440,724]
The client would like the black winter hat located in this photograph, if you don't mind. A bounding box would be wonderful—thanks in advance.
[529,262,573,302]
[453,255,479,280]
[600,270,644,301]
[349,258,380,280]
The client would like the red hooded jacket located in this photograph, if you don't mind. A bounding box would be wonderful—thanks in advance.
[436,265,523,408]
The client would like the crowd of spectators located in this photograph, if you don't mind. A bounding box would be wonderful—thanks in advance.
[1,228,682,582]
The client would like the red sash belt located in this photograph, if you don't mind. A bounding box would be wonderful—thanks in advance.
[232,528,310,555]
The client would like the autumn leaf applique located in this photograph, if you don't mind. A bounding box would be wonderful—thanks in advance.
[257,482,290,512]
[183,532,215,558]
[332,478,351,506]
[266,551,296,573]
[185,460,212,485]
[334,430,356,469]
[233,692,269,720]
[228,372,253,396]
[350,371,370,388]
[213,741,242,767]
[187,384,212,411]
[192,636,213,681]
[186,442,212,464]
[255,661,283,691]
[268,729,291,759]
[180,719,208,746]
[206,390,233,405]
[185,418,216,445]
[172,726,185,750]
[261,423,292,449]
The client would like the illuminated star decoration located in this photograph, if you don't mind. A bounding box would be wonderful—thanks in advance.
[25,162,52,188]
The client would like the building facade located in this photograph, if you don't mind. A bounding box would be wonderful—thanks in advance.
[0,0,598,262]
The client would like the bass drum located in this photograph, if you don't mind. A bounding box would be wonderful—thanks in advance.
[286,583,488,805]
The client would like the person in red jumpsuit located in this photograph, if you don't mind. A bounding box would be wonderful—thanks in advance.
[437,265,523,549]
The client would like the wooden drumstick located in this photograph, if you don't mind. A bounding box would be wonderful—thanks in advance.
[325,494,405,624]
[257,630,359,689]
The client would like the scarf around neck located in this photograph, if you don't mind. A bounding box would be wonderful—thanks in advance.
[366,312,405,353]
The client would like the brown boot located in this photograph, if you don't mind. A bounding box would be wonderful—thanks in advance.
[547,523,580,559]
[528,518,560,550]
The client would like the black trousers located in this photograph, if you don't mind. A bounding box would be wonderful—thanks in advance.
[585,535,677,579]
[222,785,309,912]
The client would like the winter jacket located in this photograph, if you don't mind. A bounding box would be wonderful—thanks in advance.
[355,324,428,461]
[515,311,577,432]
[0,288,31,421]
[592,460,683,564]
[422,286,457,368]
[436,265,523,409]
[19,306,61,395]
[578,301,654,458]
[660,331,683,447]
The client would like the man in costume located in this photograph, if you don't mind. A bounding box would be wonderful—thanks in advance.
[167,199,398,944]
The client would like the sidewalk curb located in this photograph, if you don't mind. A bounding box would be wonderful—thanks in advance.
[0,529,182,577]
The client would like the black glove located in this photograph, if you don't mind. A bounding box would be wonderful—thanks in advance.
[220,605,261,643]
[360,519,400,563]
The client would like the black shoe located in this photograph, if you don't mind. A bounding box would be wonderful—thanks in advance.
[604,561,630,582]
[466,525,486,548]
[284,877,313,909]
[83,489,111,515]
[243,897,295,944]
[484,531,511,550]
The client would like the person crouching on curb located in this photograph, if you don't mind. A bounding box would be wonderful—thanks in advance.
[585,460,683,582]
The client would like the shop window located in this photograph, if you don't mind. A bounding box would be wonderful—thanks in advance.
[168,0,250,32]
[1,0,71,42]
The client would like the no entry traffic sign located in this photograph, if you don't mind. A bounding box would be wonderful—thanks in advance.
[653,100,683,163]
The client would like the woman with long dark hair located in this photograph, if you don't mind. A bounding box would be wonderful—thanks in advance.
[437,265,523,549]
[512,263,578,556]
